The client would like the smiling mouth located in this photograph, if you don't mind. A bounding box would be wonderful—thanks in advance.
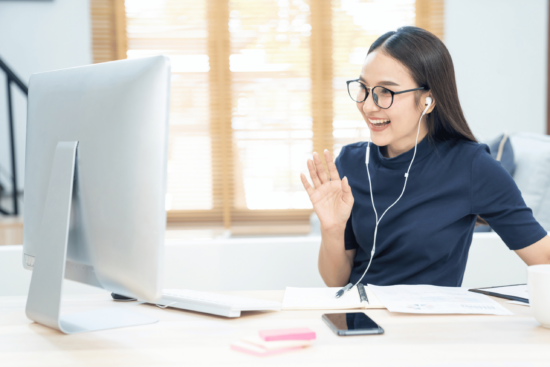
[368,118,391,127]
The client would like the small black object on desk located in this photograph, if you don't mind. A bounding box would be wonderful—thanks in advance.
[111,293,137,302]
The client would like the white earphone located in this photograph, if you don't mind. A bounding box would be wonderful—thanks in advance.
[337,96,433,296]
[426,97,433,108]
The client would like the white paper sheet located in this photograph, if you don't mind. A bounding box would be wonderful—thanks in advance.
[369,284,514,315]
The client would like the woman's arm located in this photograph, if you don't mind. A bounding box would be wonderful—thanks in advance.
[515,235,550,265]
[318,228,356,287]
[300,149,356,287]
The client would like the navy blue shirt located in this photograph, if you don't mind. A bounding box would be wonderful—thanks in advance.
[334,137,547,287]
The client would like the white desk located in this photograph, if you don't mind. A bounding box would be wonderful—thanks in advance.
[0,291,548,366]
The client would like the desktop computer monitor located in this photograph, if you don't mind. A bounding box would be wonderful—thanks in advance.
[22,55,170,333]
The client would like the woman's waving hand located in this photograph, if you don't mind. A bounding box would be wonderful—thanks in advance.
[300,149,354,233]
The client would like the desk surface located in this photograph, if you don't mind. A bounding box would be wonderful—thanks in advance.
[1,290,548,366]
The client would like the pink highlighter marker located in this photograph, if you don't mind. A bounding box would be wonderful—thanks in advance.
[259,328,316,342]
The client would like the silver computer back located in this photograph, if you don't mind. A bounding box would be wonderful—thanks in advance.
[23,56,170,301]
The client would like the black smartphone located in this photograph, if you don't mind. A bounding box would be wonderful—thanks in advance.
[322,312,384,336]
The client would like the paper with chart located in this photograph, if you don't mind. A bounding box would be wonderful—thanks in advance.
[368,284,514,315]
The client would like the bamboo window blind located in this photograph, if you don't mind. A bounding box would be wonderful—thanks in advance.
[90,0,444,230]
[90,0,127,63]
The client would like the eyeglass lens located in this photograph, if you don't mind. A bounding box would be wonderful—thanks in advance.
[347,81,393,109]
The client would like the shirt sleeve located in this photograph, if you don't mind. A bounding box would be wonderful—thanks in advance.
[471,144,547,250]
[334,146,358,250]
[344,212,359,250]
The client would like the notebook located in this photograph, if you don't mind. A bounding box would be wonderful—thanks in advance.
[282,284,385,310]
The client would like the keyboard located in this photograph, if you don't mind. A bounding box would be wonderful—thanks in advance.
[155,289,282,317]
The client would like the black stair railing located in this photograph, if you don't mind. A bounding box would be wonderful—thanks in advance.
[0,57,27,216]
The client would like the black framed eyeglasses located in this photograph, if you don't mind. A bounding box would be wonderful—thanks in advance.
[346,79,425,109]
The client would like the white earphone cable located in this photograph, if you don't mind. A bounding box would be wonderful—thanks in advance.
[350,100,431,289]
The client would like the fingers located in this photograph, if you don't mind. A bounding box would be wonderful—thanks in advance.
[300,173,315,197]
[324,149,341,182]
[304,149,336,192]
[341,176,354,206]
[306,159,322,189]
[313,151,329,184]
[341,176,351,193]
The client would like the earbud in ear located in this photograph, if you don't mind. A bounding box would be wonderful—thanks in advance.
[425,97,433,107]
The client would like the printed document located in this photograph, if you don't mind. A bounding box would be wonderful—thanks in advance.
[369,284,513,315]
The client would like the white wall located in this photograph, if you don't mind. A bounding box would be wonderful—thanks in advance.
[0,0,92,196]
[445,0,548,141]
[0,234,527,297]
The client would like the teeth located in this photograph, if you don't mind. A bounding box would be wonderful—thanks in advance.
[369,118,390,125]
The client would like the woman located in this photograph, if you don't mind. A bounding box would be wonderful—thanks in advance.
[300,26,550,288]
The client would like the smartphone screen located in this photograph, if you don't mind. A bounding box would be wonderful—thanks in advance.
[322,312,384,336]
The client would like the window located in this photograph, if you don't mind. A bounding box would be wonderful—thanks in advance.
[91,0,444,233]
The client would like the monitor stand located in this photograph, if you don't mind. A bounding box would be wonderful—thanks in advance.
[25,141,158,334]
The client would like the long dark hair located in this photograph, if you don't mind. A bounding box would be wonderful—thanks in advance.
[368,26,477,143]
[368,27,488,225]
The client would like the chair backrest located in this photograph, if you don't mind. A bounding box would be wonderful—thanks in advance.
[510,132,550,232]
